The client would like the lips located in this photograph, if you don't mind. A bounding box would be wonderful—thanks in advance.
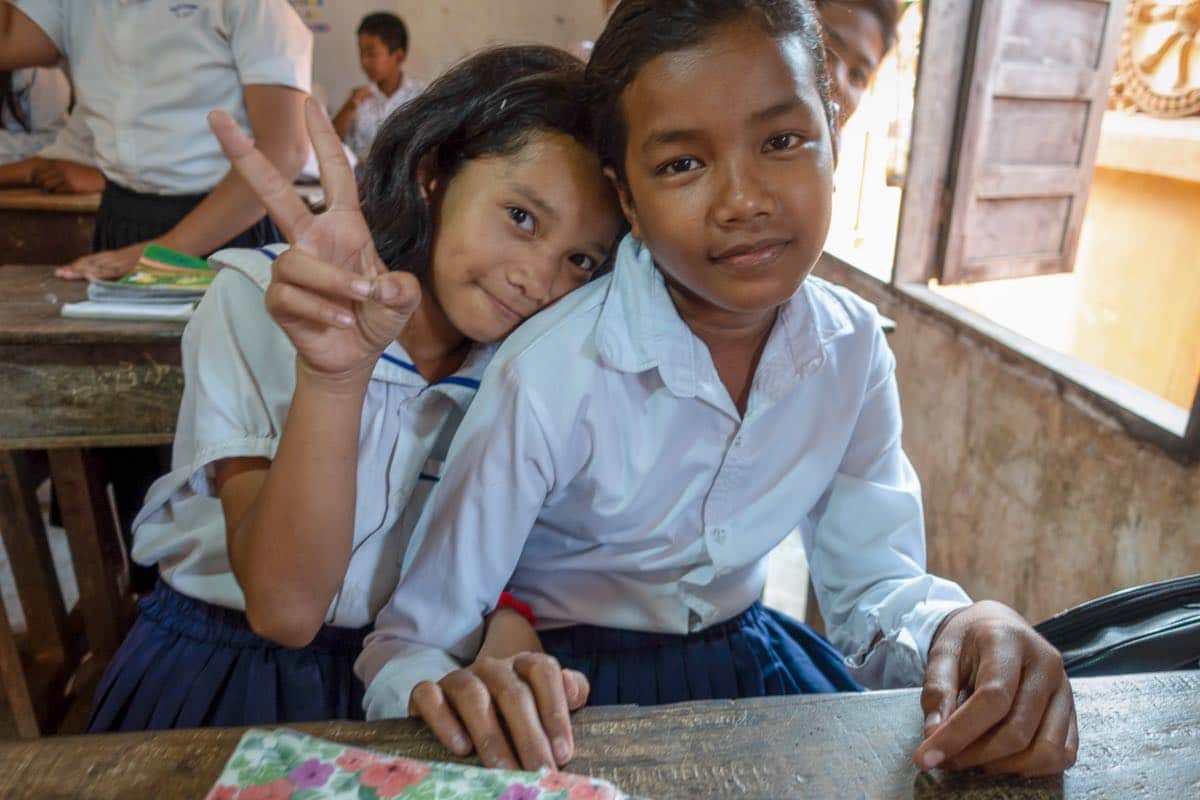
[483,290,528,325]
[710,238,791,271]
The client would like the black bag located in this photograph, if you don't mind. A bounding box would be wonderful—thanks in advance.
[1034,573,1200,677]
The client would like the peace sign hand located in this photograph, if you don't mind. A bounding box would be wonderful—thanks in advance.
[209,97,420,383]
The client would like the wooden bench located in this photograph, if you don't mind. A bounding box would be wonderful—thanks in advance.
[0,265,185,736]
[0,189,99,266]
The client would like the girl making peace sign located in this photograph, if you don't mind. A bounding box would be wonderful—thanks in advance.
[88,47,622,763]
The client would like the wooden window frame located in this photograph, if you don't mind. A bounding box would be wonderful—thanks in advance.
[883,0,1200,463]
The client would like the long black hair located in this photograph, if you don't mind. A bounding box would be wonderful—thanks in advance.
[0,70,31,132]
[585,0,835,182]
[361,45,597,276]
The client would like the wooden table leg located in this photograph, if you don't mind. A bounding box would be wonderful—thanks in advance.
[46,448,130,664]
[0,450,79,737]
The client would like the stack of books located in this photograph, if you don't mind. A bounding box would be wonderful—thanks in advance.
[61,244,214,321]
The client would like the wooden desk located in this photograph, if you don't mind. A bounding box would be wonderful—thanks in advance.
[0,672,1194,798]
[0,265,185,736]
[0,189,100,266]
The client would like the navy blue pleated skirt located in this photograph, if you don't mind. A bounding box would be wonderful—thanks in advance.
[538,602,861,706]
[88,582,367,733]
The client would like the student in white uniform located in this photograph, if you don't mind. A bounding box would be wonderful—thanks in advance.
[333,12,426,164]
[0,65,68,163]
[86,46,622,736]
[360,0,1079,780]
[0,105,103,192]
[0,0,311,280]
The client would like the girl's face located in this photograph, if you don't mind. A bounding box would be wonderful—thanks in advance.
[425,131,621,343]
[614,20,835,327]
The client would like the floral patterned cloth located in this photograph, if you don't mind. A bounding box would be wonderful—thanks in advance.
[206,728,626,800]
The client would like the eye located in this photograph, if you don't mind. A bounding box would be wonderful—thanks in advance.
[764,133,804,152]
[656,157,702,176]
[507,206,535,233]
[850,67,869,89]
[569,253,600,272]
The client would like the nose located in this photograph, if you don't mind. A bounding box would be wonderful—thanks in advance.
[713,158,775,227]
[508,252,558,308]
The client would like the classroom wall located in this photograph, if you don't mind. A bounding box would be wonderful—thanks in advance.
[814,255,1200,623]
[300,1,605,113]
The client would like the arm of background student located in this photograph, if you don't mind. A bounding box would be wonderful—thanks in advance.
[0,3,61,69]
[55,84,309,280]
[332,87,371,141]
[31,159,105,193]
[0,157,39,187]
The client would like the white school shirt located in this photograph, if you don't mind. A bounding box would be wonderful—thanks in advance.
[345,76,426,163]
[130,245,496,629]
[14,0,312,194]
[358,235,972,719]
[35,106,95,165]
[0,66,70,164]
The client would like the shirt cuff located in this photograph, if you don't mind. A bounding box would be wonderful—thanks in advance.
[359,647,461,721]
[846,597,971,689]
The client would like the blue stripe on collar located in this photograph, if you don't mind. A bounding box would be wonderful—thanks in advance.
[255,246,280,262]
[379,352,421,375]
[433,375,481,390]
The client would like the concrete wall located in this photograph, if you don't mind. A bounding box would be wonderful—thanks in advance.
[303,1,605,114]
[814,256,1200,622]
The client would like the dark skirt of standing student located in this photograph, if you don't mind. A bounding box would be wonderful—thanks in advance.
[538,602,861,706]
[87,581,366,732]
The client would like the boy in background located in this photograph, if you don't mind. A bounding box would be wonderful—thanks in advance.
[333,12,424,163]
[817,0,899,127]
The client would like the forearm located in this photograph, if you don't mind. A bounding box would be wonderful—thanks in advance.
[0,2,60,69]
[331,102,356,141]
[157,143,305,256]
[232,362,369,646]
[0,157,38,187]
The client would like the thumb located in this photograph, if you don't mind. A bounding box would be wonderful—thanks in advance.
[561,669,590,710]
[361,270,421,347]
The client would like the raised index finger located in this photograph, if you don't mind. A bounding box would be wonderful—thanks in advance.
[208,109,312,243]
[304,96,359,212]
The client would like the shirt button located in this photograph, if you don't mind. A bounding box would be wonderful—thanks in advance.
[712,528,727,544]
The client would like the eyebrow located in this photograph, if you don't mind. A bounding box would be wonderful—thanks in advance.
[751,98,808,124]
[641,127,706,154]
[512,184,559,223]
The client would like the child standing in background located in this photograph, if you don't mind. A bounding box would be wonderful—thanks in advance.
[817,0,899,126]
[334,12,426,163]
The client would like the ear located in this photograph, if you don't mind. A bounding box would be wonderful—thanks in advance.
[392,47,407,66]
[603,165,643,241]
[416,151,440,205]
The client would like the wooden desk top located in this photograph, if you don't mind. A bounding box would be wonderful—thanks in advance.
[0,672,1195,799]
[0,187,101,214]
[0,265,185,346]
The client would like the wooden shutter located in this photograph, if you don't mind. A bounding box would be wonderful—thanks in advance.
[940,0,1126,284]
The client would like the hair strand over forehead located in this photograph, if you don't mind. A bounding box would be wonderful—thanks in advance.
[584,0,836,180]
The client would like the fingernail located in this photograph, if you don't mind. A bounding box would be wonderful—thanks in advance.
[375,278,399,304]
[336,311,354,327]
[925,711,942,730]
[448,734,468,753]
[350,279,371,298]
[496,759,517,771]
[922,749,945,770]
[552,737,571,763]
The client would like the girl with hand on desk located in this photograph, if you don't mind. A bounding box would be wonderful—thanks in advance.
[360,0,1078,780]
[86,46,622,747]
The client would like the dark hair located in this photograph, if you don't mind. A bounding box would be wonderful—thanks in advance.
[817,0,900,53]
[362,45,601,276]
[0,71,30,132]
[586,0,835,181]
[357,12,409,53]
